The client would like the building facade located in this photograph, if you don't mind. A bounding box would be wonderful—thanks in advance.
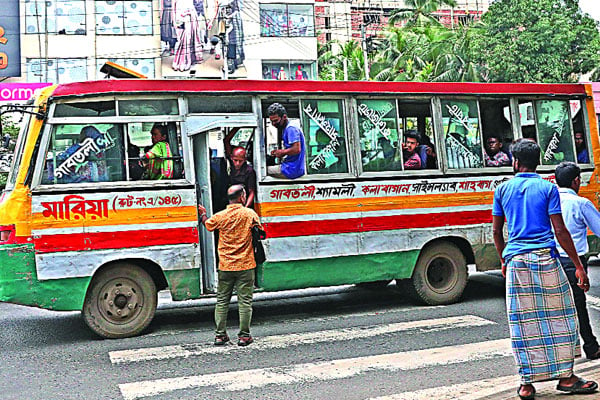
[4,0,318,83]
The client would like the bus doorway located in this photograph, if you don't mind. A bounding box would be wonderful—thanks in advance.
[187,115,258,293]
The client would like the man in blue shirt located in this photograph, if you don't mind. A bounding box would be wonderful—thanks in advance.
[492,139,596,399]
[266,103,306,179]
[555,161,600,360]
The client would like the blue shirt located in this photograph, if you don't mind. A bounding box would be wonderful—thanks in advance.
[281,122,306,179]
[492,173,562,262]
[578,149,589,164]
[556,187,600,257]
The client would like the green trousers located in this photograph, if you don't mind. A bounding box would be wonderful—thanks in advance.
[214,268,255,338]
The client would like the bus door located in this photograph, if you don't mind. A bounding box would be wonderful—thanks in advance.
[186,114,257,292]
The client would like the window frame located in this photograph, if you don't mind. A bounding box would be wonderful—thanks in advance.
[25,0,87,35]
[259,3,316,38]
[32,98,190,190]
[26,58,88,84]
[95,0,154,36]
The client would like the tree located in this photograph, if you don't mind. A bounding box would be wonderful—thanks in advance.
[472,0,600,83]
[388,0,457,28]
[318,40,368,81]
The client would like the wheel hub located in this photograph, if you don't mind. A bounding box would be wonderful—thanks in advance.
[99,281,142,322]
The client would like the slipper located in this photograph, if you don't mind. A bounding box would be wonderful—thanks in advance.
[587,349,600,360]
[517,385,535,400]
[556,378,598,394]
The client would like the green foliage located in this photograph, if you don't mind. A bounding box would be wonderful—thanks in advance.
[318,40,368,81]
[388,0,458,28]
[1,115,19,140]
[473,0,600,82]
[0,173,6,191]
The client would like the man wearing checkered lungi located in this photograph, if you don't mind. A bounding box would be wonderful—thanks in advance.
[492,139,598,400]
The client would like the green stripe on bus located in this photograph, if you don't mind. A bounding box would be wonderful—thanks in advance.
[257,250,420,291]
[0,244,90,311]
[164,268,202,300]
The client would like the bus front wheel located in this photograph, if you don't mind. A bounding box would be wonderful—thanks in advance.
[82,263,157,339]
[406,242,467,305]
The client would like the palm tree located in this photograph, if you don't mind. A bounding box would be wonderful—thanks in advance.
[318,40,368,81]
[388,0,458,28]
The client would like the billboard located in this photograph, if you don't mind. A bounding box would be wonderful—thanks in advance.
[0,0,21,77]
[0,83,52,102]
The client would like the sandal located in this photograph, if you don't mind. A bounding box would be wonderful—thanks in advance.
[517,384,535,400]
[556,377,598,394]
[214,335,230,346]
[587,349,600,360]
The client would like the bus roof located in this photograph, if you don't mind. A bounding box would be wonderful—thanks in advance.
[50,79,589,99]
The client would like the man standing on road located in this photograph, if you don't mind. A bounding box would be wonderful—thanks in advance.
[555,162,600,360]
[198,184,262,346]
[492,139,597,399]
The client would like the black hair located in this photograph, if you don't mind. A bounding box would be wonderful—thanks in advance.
[510,138,539,169]
[404,130,420,143]
[555,161,580,188]
[151,123,169,139]
[267,103,287,117]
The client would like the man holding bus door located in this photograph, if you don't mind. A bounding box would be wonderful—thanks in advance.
[492,139,597,399]
[266,103,306,179]
[198,184,262,346]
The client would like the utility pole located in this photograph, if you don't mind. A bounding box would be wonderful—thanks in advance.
[360,24,369,81]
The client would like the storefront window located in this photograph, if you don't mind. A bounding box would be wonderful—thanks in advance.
[25,0,86,35]
[260,3,314,37]
[27,58,87,83]
[96,58,155,79]
[262,61,315,80]
[95,0,153,35]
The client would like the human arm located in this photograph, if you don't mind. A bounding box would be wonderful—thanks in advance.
[492,215,507,277]
[582,200,600,237]
[223,127,240,158]
[550,213,589,291]
[271,141,300,158]
[197,204,208,226]
[403,153,421,170]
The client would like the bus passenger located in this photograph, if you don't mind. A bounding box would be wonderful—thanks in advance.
[224,129,256,208]
[484,135,511,167]
[266,103,306,179]
[55,125,109,183]
[141,124,173,180]
[403,130,421,170]
[575,132,589,163]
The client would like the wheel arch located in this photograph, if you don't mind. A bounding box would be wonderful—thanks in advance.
[420,236,475,266]
[86,258,169,294]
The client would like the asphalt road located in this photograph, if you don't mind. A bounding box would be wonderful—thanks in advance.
[2,266,600,400]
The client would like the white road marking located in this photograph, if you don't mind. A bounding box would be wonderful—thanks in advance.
[118,338,512,400]
[585,294,600,310]
[368,374,518,400]
[110,315,495,364]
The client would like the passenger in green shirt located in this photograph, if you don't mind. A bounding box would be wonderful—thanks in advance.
[142,124,173,180]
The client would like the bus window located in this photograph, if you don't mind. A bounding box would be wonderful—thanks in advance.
[127,122,183,180]
[188,96,253,113]
[398,99,436,170]
[300,99,349,174]
[480,98,512,168]
[41,123,124,185]
[118,99,179,116]
[536,100,576,165]
[571,99,590,164]
[358,99,401,172]
[54,101,116,117]
[442,99,483,169]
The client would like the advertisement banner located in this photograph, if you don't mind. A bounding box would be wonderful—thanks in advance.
[0,0,21,77]
[0,83,52,102]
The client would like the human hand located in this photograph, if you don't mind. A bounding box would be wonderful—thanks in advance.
[198,205,207,215]
[576,268,590,292]
[501,261,506,278]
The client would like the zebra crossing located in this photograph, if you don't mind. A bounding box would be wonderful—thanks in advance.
[109,297,600,400]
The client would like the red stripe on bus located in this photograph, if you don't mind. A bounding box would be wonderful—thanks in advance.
[33,227,199,254]
[263,209,492,238]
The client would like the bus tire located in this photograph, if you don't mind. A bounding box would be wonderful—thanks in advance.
[82,263,157,339]
[407,242,467,305]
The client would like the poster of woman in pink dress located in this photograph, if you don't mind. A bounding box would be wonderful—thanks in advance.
[171,0,206,71]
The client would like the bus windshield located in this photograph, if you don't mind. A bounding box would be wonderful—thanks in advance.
[5,113,33,190]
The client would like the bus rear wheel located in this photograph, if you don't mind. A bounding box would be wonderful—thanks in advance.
[82,263,157,339]
[406,242,467,305]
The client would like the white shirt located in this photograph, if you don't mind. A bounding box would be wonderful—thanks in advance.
[556,187,600,257]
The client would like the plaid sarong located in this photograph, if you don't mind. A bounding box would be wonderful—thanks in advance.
[506,248,578,383]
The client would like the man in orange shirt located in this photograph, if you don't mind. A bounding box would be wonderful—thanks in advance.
[198,184,262,346]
